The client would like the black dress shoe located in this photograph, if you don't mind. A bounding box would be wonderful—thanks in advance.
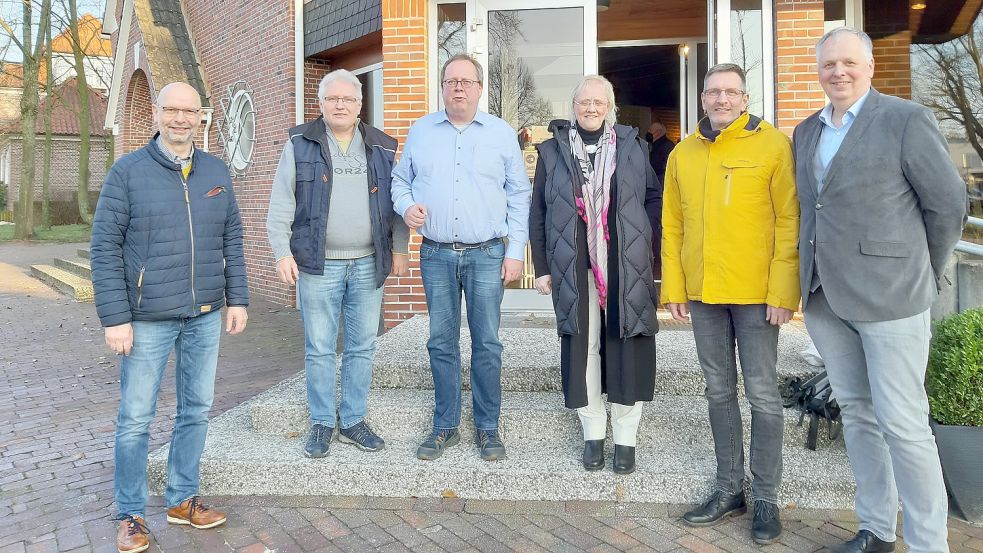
[583,439,604,471]
[752,500,782,545]
[825,530,895,553]
[682,490,747,527]
[613,445,635,474]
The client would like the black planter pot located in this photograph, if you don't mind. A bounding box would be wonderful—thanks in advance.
[931,420,983,523]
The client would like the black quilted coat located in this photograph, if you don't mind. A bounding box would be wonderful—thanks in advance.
[529,120,662,407]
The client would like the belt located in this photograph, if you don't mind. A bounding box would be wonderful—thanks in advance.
[422,237,502,251]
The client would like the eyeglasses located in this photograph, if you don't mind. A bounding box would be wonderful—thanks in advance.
[702,88,746,99]
[158,106,202,118]
[574,99,609,108]
[322,96,360,106]
[442,79,481,89]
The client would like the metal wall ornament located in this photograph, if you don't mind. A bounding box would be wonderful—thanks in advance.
[218,81,257,176]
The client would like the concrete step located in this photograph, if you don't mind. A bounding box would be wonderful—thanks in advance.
[371,316,820,395]
[29,264,93,302]
[248,373,843,451]
[147,398,855,508]
[53,257,91,280]
[77,248,90,259]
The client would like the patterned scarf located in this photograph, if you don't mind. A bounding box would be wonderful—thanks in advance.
[569,124,617,309]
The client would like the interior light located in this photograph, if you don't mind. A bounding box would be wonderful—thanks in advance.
[597,0,611,11]
[911,2,927,9]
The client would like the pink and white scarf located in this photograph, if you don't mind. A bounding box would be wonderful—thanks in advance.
[570,124,617,309]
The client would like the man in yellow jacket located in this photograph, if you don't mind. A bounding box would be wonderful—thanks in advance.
[661,63,800,545]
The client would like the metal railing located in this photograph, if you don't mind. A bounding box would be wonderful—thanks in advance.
[956,216,983,257]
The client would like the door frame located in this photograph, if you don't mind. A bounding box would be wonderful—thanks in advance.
[709,0,776,123]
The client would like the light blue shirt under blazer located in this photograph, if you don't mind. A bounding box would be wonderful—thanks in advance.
[391,110,532,260]
[814,88,871,194]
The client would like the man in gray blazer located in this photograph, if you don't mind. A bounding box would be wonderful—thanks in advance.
[794,27,966,553]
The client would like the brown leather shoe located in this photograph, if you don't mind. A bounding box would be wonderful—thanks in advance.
[115,515,149,553]
[165,496,227,529]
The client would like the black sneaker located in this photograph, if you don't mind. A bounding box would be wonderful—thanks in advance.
[681,490,747,527]
[752,500,782,545]
[475,429,506,461]
[416,428,460,460]
[338,421,385,452]
[303,424,333,458]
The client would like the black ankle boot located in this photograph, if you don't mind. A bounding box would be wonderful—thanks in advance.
[582,439,604,470]
[613,445,635,474]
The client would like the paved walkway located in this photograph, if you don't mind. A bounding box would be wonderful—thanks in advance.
[1,242,981,553]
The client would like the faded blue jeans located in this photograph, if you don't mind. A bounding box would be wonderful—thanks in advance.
[689,301,784,504]
[297,256,384,429]
[419,239,505,431]
[114,309,222,517]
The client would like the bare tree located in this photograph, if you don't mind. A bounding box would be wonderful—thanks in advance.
[41,13,52,228]
[1,0,53,239]
[487,11,554,130]
[913,19,983,162]
[64,0,92,223]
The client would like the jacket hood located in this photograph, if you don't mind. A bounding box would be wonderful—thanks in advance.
[697,112,765,143]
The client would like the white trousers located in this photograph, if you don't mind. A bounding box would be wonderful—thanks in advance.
[577,272,644,446]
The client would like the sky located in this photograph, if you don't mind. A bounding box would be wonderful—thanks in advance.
[1,0,106,63]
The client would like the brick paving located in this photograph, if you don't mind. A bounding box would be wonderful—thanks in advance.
[1,242,982,553]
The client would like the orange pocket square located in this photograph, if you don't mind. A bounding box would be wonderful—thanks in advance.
[205,186,225,198]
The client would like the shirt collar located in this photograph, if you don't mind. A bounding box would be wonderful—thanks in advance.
[436,109,492,127]
[154,135,193,168]
[819,87,871,129]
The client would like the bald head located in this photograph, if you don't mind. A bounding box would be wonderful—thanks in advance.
[153,82,202,157]
[648,121,666,140]
[157,82,202,109]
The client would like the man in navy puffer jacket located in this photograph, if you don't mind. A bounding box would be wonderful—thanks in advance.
[90,82,248,553]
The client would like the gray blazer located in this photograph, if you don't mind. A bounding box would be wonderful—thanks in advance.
[793,88,967,322]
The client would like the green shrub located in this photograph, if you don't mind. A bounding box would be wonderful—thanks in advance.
[0,182,6,206]
[926,308,983,427]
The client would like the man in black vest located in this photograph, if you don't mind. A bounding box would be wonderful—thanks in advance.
[267,69,409,459]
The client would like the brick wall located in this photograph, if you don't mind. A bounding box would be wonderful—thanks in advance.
[177,0,299,307]
[304,59,332,121]
[122,69,153,152]
[5,136,110,205]
[774,1,828,136]
[870,31,912,99]
[381,0,429,328]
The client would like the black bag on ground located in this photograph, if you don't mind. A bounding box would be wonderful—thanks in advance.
[782,370,842,450]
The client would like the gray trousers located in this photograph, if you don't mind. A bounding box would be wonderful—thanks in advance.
[689,302,784,504]
[804,288,948,553]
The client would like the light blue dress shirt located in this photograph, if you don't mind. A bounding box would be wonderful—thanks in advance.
[391,110,532,260]
[814,88,871,194]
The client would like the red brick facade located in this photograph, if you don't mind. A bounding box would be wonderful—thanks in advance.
[774,1,828,136]
[2,136,110,212]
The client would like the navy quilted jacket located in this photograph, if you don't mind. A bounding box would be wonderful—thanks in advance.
[91,136,249,327]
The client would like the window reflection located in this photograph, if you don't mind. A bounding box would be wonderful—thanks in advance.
[729,0,764,117]
[437,3,467,82]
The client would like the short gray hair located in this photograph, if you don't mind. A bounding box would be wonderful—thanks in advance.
[704,63,747,90]
[816,26,874,63]
[569,75,618,127]
[318,69,363,101]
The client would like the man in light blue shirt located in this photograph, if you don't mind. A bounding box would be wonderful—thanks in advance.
[391,53,531,462]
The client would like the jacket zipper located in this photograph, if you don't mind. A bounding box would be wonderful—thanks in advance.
[136,266,145,308]
[366,142,384,256]
[180,174,197,308]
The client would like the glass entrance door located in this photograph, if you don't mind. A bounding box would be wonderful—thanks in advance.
[709,0,776,122]
[432,0,596,307]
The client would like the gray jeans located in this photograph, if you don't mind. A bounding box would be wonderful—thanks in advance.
[805,288,946,553]
[689,302,784,504]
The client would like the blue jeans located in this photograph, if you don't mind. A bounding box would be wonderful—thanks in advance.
[114,310,222,517]
[688,302,784,504]
[419,239,505,431]
[298,256,383,429]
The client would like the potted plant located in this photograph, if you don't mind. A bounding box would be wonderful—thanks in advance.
[926,307,983,523]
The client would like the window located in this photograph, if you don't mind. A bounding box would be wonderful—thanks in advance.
[355,65,384,128]
[224,88,256,175]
